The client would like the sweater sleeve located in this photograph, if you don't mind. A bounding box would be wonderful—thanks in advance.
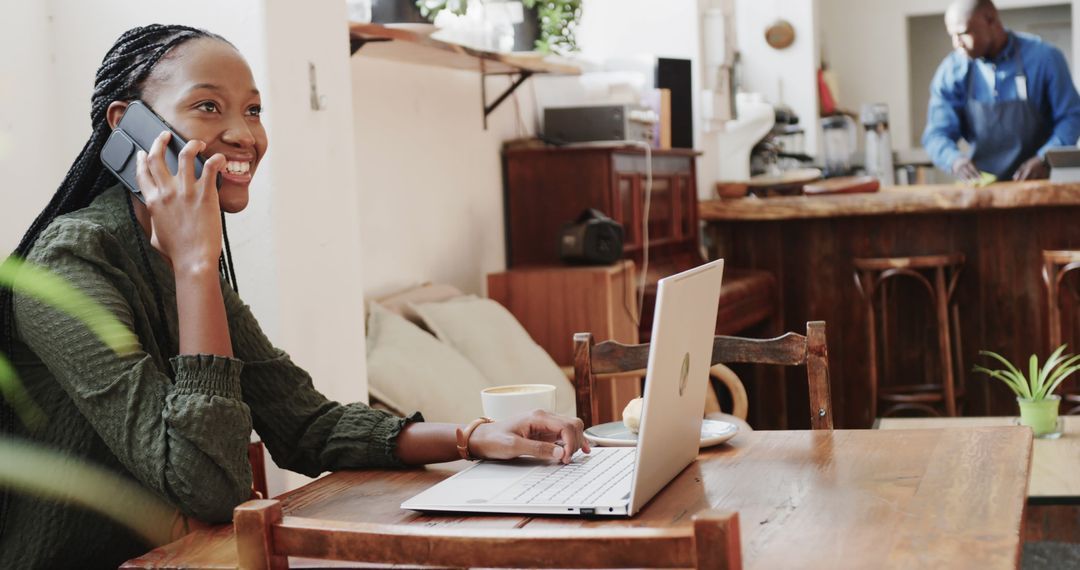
[13,220,253,522]
[220,284,421,477]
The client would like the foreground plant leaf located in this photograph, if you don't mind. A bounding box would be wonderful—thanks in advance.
[0,353,45,430]
[0,437,176,546]
[0,257,138,356]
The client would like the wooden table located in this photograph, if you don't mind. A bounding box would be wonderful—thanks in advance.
[877,416,1080,503]
[124,428,1032,569]
[878,416,1078,543]
[701,181,1080,429]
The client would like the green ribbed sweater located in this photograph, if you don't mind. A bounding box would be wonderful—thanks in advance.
[1,186,418,569]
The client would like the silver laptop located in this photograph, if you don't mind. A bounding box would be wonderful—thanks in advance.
[401,259,724,517]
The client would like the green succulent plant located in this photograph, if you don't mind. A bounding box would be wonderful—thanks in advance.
[973,345,1080,401]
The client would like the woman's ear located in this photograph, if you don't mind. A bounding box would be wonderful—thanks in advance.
[106,101,130,130]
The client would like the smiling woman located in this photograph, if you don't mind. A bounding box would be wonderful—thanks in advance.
[0,24,586,569]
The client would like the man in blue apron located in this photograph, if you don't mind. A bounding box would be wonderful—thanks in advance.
[923,0,1080,181]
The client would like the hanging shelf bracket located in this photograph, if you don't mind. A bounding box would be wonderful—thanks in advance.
[480,58,534,130]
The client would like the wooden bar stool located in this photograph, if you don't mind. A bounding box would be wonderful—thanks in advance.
[854,253,965,418]
[1042,250,1080,414]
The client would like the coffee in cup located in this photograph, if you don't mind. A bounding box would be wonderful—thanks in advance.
[480,384,557,420]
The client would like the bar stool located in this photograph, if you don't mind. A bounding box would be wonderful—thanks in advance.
[854,253,965,418]
[1042,250,1080,414]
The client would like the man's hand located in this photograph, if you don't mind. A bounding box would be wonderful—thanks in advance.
[1013,156,1049,181]
[951,157,980,182]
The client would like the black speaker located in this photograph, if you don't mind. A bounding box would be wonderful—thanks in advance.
[656,57,693,149]
[559,209,624,265]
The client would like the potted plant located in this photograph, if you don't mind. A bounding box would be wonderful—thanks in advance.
[416,0,581,54]
[973,345,1080,438]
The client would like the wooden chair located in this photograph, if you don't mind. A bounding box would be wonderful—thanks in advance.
[234,499,742,569]
[574,321,833,430]
[853,254,965,418]
[248,441,269,500]
[1043,250,1080,414]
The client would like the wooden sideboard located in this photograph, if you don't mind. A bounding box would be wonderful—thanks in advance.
[503,145,785,428]
[488,261,640,424]
[503,145,701,269]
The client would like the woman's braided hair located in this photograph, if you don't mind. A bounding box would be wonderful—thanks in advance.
[0,23,241,536]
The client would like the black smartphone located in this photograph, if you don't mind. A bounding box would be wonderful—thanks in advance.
[100,100,219,203]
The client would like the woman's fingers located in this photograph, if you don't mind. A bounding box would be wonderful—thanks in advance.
[145,131,172,189]
[516,411,589,464]
[200,152,227,192]
[134,151,157,203]
[177,139,204,188]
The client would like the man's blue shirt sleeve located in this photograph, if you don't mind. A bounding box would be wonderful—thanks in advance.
[922,57,965,172]
[1036,46,1080,157]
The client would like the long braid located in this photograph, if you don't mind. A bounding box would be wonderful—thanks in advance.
[0,23,230,540]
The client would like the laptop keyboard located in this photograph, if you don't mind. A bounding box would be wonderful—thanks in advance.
[492,447,636,506]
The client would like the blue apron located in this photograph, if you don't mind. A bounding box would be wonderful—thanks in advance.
[964,38,1052,179]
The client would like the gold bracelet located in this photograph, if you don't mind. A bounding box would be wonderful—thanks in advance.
[456,416,493,461]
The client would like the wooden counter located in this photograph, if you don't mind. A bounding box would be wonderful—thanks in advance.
[701,181,1080,429]
[701,181,1080,220]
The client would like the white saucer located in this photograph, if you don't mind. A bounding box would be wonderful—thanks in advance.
[583,419,738,448]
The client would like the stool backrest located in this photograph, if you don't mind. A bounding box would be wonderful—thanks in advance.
[574,321,833,430]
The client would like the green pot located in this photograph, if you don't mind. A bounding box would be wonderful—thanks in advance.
[1017,395,1061,437]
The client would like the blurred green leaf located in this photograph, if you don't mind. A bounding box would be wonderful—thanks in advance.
[0,437,176,546]
[0,257,138,356]
[0,353,45,430]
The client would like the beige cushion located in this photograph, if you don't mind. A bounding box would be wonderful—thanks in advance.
[411,296,577,418]
[374,283,465,329]
[365,302,488,424]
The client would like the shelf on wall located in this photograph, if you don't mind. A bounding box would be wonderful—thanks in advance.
[347,22,582,128]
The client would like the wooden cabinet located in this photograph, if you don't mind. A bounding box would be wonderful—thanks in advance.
[487,261,640,423]
[502,146,700,268]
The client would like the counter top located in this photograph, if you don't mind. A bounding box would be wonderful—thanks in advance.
[699,181,1080,221]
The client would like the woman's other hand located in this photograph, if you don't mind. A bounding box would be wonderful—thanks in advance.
[469,410,590,464]
[135,131,227,274]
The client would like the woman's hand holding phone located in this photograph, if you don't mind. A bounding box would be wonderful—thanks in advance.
[135,131,227,275]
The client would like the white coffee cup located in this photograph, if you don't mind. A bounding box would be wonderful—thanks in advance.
[480,384,557,420]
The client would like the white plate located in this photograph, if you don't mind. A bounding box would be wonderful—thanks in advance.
[583,419,738,448]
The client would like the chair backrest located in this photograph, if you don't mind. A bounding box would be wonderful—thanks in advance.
[248,441,268,499]
[234,499,742,570]
[574,321,833,430]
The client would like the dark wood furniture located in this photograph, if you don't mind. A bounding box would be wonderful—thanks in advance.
[123,427,1032,570]
[504,145,782,426]
[854,253,966,418]
[487,261,640,424]
[702,181,1080,428]
[248,441,268,500]
[573,322,833,430]
[235,501,741,570]
[1042,249,1080,415]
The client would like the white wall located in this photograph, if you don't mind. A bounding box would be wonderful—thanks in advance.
[1,0,366,497]
[351,59,524,297]
[0,0,60,253]
[733,0,821,157]
[820,0,1080,153]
